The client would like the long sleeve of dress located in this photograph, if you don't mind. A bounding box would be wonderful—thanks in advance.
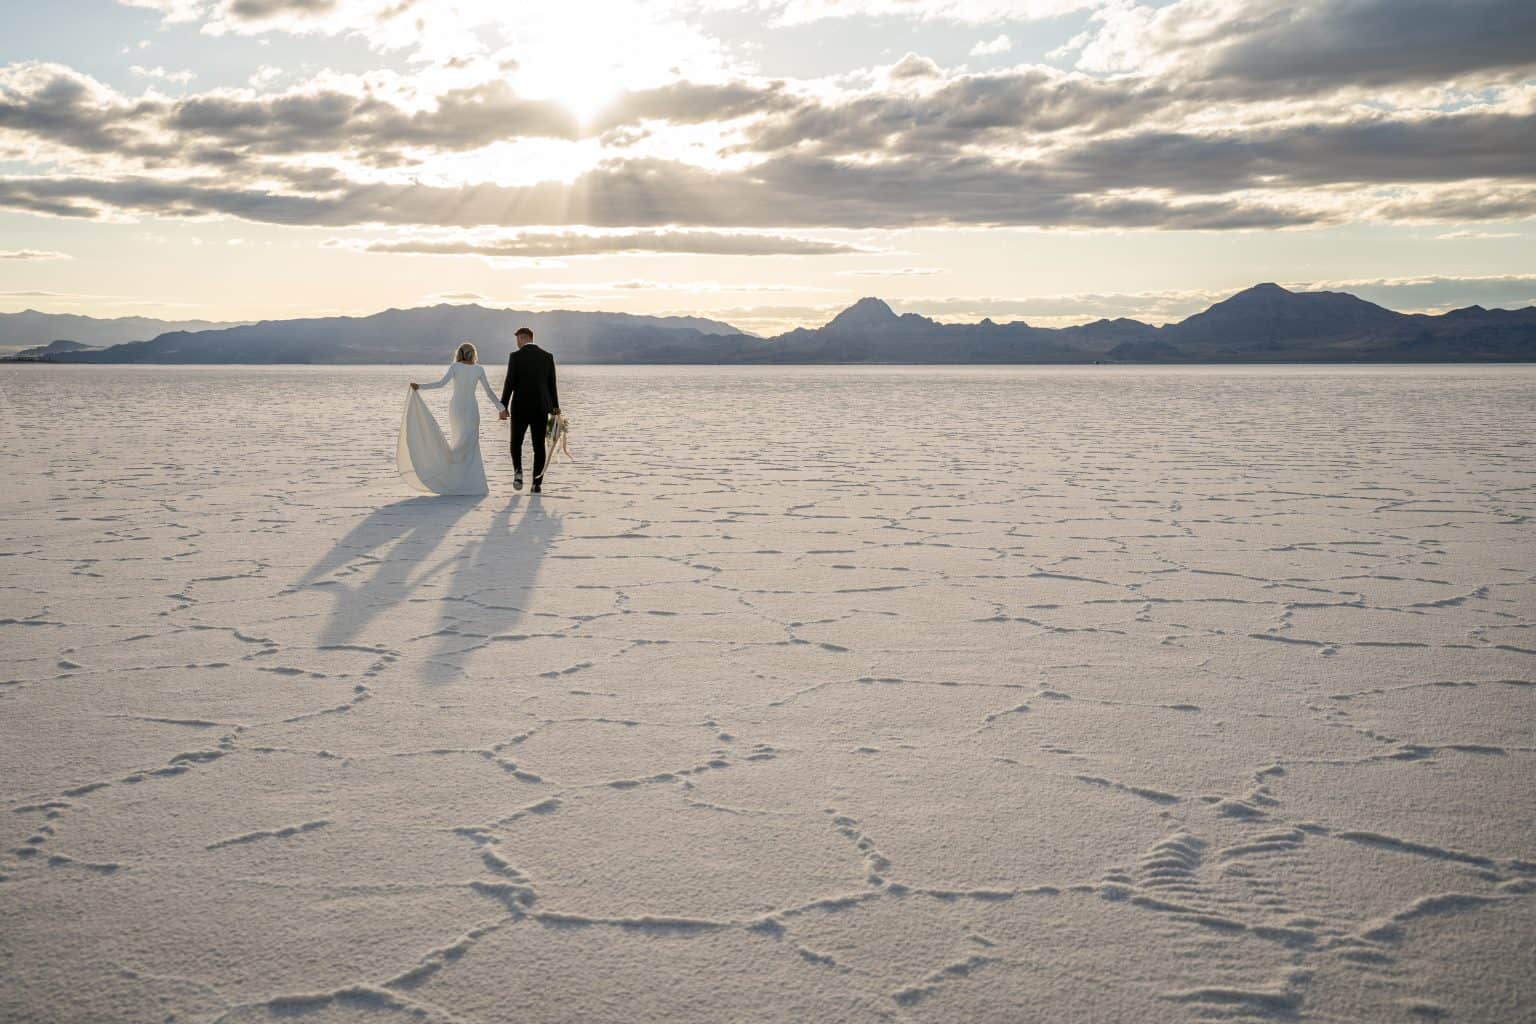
[417,365,453,390]
[476,366,505,411]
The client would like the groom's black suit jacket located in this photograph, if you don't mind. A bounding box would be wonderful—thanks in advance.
[500,343,560,417]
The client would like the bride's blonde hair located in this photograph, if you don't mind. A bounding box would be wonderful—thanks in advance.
[455,342,478,364]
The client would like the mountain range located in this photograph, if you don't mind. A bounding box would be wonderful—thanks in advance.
[0,311,249,353]
[756,285,1536,364]
[13,306,745,365]
[7,284,1535,364]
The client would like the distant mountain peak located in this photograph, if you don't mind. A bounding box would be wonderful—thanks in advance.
[12,338,98,360]
[826,297,898,329]
[1218,282,1296,305]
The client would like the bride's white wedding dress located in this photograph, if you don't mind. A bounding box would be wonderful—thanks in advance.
[398,362,506,495]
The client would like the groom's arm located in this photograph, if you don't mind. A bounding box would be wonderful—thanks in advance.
[500,354,516,409]
[548,357,559,413]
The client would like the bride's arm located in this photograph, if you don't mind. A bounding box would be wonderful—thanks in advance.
[413,366,454,391]
[476,366,506,411]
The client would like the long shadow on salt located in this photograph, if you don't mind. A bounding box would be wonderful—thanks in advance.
[423,497,564,665]
[294,494,564,678]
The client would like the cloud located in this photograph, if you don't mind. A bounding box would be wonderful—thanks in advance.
[130,65,196,84]
[732,154,1330,229]
[1434,230,1522,240]
[0,249,72,260]
[842,266,945,277]
[164,76,582,159]
[0,63,581,167]
[0,63,171,157]
[768,0,1100,27]
[224,0,339,20]
[123,0,1106,37]
[136,0,408,39]
[111,0,1536,106]
[249,65,285,87]
[888,54,943,81]
[1202,0,1536,93]
[5,91,1531,232]
[1069,0,1536,94]
[120,0,741,85]
[524,279,832,295]
[741,66,1169,155]
[970,34,1012,57]
[1,2,1531,241]
[116,0,208,20]
[1291,273,1536,312]
[5,52,1532,234]
[888,288,1225,324]
[1370,186,1536,224]
[594,80,796,130]
[358,230,869,257]
[0,63,794,168]
[735,63,1536,194]
[1048,111,1536,193]
[0,158,1330,231]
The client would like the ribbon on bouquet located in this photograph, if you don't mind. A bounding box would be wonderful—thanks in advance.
[546,412,574,464]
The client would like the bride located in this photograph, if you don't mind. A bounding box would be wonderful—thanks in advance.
[398,342,507,495]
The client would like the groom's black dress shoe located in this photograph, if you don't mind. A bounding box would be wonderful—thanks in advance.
[531,482,542,494]
[513,472,524,490]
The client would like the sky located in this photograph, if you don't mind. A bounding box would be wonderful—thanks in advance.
[0,0,1534,335]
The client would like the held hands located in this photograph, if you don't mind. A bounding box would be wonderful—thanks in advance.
[499,410,509,420]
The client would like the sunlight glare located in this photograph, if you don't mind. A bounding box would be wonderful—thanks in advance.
[480,2,728,125]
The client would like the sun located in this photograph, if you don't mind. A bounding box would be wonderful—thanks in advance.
[486,3,723,127]
[496,9,651,126]
[524,57,625,125]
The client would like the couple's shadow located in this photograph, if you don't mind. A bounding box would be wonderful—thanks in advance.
[295,494,562,656]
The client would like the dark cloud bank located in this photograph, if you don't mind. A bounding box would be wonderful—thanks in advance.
[0,0,1533,241]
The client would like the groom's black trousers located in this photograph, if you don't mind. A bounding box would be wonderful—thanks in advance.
[511,413,547,480]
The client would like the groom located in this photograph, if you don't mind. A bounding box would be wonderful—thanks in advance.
[499,326,560,493]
